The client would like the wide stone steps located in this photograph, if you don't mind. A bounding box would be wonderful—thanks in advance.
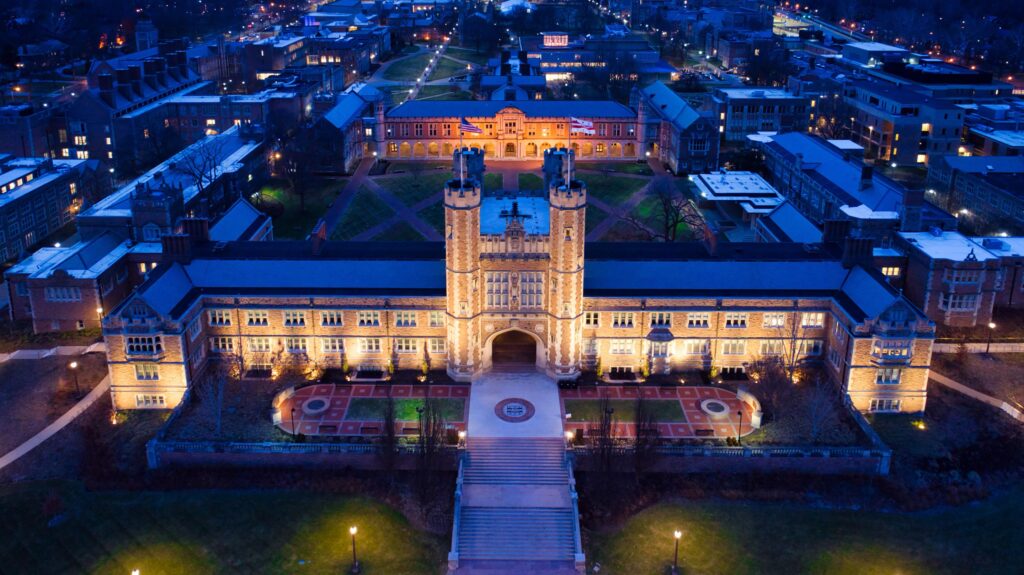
[458,508,576,561]
[463,439,567,484]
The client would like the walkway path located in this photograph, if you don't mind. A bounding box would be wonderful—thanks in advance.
[585,180,655,241]
[322,157,375,238]
[930,371,1024,423]
[0,341,107,365]
[450,372,584,574]
[0,375,110,472]
[351,177,444,240]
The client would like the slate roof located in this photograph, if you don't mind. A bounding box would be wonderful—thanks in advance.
[760,201,822,243]
[209,199,268,242]
[386,100,636,119]
[641,82,700,131]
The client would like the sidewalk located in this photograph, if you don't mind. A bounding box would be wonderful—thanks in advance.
[930,371,1024,423]
[0,341,107,365]
[0,375,111,472]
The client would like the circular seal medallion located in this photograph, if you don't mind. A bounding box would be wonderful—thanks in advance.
[302,397,331,416]
[494,398,536,423]
[700,399,730,417]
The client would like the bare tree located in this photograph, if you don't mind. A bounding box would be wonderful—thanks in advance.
[633,395,660,477]
[416,398,448,507]
[282,124,317,213]
[746,354,793,420]
[379,387,398,475]
[199,350,242,438]
[176,135,227,203]
[621,176,706,242]
[803,376,839,444]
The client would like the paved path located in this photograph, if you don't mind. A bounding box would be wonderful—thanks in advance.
[467,372,564,438]
[930,371,1024,423]
[0,342,107,365]
[584,179,655,241]
[322,157,375,237]
[352,177,444,240]
[0,375,110,472]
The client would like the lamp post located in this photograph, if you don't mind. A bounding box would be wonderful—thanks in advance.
[671,530,682,574]
[290,406,297,436]
[736,409,743,445]
[349,526,360,574]
[69,361,81,398]
[986,322,997,355]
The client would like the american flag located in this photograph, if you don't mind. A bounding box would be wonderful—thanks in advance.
[459,117,483,134]
[570,116,595,134]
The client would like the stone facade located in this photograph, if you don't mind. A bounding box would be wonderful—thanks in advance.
[103,148,934,414]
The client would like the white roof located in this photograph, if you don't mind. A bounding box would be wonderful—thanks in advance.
[480,196,550,235]
[899,231,999,261]
[839,204,899,220]
[844,41,906,53]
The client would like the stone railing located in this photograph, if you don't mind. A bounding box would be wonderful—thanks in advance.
[447,453,466,571]
[565,450,586,571]
[479,234,550,256]
[146,438,449,469]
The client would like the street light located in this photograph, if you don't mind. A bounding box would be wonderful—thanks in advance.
[986,322,997,355]
[671,530,682,574]
[736,410,743,445]
[290,406,297,436]
[69,361,81,398]
[349,526,360,574]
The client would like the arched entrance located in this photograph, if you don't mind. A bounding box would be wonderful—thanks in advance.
[484,329,545,371]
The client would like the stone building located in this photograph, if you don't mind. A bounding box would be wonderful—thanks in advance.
[103,149,934,414]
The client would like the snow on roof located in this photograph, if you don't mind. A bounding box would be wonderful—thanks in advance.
[641,82,701,130]
[839,204,899,220]
[763,201,821,243]
[209,199,265,241]
[898,231,999,261]
[480,196,550,235]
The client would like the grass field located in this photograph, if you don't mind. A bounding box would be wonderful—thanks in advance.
[384,86,414,106]
[375,173,451,207]
[415,85,472,100]
[417,202,445,234]
[345,398,466,422]
[518,173,544,190]
[445,47,493,66]
[383,53,433,82]
[0,482,445,575]
[575,162,653,176]
[259,178,347,240]
[483,172,503,191]
[564,399,686,423]
[578,174,648,206]
[372,222,425,241]
[585,205,611,235]
[589,488,1024,575]
[330,187,395,240]
[428,56,469,81]
[631,196,689,238]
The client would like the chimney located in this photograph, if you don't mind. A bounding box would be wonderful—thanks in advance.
[155,58,167,86]
[859,164,873,190]
[98,74,115,107]
[143,59,159,89]
[822,219,852,244]
[128,65,143,96]
[174,51,189,79]
[161,234,194,264]
[841,237,875,269]
[901,188,925,232]
[116,68,133,100]
[311,218,328,255]
[180,218,211,243]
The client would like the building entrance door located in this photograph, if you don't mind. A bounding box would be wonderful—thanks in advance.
[491,330,537,366]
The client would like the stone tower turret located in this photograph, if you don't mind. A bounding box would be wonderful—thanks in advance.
[547,148,586,379]
[445,148,484,381]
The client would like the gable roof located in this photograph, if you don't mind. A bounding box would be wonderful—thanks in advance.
[386,100,636,119]
[641,82,701,130]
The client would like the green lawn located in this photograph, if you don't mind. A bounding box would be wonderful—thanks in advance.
[564,399,686,423]
[330,187,395,240]
[415,85,472,100]
[428,56,470,81]
[483,172,503,191]
[445,47,493,66]
[385,86,414,105]
[345,398,466,422]
[631,196,689,238]
[589,489,1024,574]
[374,173,451,207]
[578,174,648,206]
[585,205,610,235]
[418,202,445,234]
[382,53,434,82]
[575,162,653,176]
[373,222,425,241]
[518,173,544,190]
[259,178,347,240]
[867,413,949,459]
[0,482,445,575]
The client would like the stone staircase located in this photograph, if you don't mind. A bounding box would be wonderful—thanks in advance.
[449,437,583,573]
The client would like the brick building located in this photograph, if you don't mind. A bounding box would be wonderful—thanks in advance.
[103,148,933,414]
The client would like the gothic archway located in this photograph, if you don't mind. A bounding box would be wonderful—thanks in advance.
[483,328,546,371]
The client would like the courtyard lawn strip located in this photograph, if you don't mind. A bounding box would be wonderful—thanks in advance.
[0,482,445,574]
[382,53,434,82]
[417,202,445,234]
[577,173,648,206]
[414,85,472,100]
[374,172,451,207]
[445,47,492,66]
[575,162,653,176]
[517,173,544,190]
[585,204,610,235]
[329,186,395,240]
[589,488,1024,575]
[563,399,686,423]
[371,221,425,241]
[482,172,503,191]
[258,178,347,240]
[345,397,466,422]
[427,56,468,81]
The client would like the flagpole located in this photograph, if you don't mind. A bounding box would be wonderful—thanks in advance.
[566,124,571,186]
[459,127,464,184]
